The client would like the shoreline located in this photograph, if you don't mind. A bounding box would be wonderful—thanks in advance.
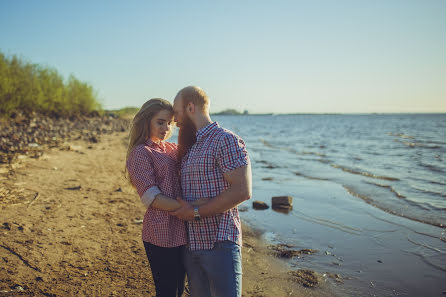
[238,171,446,297]
[240,222,340,297]
[0,131,339,296]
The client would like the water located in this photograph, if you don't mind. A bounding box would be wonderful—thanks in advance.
[210,114,446,296]
[214,114,446,227]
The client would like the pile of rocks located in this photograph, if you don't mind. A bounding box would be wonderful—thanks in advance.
[0,112,130,163]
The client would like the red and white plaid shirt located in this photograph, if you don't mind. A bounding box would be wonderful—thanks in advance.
[127,140,187,247]
[181,122,250,251]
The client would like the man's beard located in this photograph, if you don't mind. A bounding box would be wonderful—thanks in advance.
[177,114,197,164]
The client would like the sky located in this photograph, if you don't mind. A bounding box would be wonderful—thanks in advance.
[1,0,445,114]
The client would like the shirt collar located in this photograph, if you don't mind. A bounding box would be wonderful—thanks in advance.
[145,139,166,150]
[196,122,219,142]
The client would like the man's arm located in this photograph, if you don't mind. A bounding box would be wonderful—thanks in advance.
[170,163,252,220]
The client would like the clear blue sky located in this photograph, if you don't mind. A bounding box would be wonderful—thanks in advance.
[1,0,445,113]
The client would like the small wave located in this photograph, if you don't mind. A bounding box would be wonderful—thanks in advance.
[366,211,443,240]
[343,185,374,204]
[388,132,415,139]
[317,159,331,164]
[346,184,431,211]
[343,186,445,228]
[364,181,406,199]
[294,157,331,164]
[418,162,446,174]
[294,171,329,181]
[410,251,446,273]
[255,160,280,169]
[259,139,275,148]
[301,151,327,157]
[430,180,446,186]
[258,139,329,161]
[407,235,446,254]
[424,140,446,145]
[395,139,442,149]
[410,185,446,199]
[292,209,362,236]
[287,148,327,158]
[331,164,399,181]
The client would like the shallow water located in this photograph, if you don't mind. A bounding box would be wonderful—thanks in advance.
[214,114,446,227]
[211,114,446,296]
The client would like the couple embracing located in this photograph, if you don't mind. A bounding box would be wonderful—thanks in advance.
[126,86,252,297]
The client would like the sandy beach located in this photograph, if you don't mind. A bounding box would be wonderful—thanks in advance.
[0,131,337,297]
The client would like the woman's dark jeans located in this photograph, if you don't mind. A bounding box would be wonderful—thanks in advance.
[143,241,186,297]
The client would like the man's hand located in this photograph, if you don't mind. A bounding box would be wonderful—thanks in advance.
[170,197,194,221]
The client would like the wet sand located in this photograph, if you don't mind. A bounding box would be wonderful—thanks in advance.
[0,132,337,296]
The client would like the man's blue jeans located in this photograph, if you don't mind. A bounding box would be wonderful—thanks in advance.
[183,240,242,297]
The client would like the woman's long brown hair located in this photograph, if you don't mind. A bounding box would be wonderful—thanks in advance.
[125,98,173,182]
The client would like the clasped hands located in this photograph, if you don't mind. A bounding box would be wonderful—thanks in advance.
[170,197,209,221]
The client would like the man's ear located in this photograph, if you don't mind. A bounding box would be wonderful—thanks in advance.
[187,102,195,114]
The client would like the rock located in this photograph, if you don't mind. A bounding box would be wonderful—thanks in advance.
[272,207,292,214]
[238,205,249,212]
[288,269,319,287]
[299,248,317,255]
[272,196,293,210]
[69,145,82,151]
[268,244,318,258]
[325,273,343,283]
[89,136,99,143]
[0,112,130,164]
[64,185,81,190]
[252,200,269,210]
[133,219,143,224]
[2,222,11,230]
[12,285,25,292]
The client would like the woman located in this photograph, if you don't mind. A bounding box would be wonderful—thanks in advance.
[126,98,205,297]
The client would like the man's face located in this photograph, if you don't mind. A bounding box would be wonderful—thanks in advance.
[173,96,185,127]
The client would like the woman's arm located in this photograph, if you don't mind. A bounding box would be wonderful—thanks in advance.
[151,195,209,211]
[151,194,181,211]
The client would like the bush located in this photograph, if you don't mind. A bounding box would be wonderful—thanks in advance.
[0,51,102,117]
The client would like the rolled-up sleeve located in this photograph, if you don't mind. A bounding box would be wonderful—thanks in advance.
[127,146,157,197]
[217,133,249,173]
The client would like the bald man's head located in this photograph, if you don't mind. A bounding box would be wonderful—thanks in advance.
[174,86,210,112]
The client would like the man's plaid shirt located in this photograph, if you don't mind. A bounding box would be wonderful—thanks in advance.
[181,122,250,251]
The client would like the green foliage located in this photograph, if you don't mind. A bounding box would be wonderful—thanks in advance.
[0,51,102,117]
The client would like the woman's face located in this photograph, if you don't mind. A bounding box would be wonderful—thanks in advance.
[150,109,174,143]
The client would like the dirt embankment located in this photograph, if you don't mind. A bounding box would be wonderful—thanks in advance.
[0,112,129,164]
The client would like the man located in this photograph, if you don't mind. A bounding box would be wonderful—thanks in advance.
[171,86,252,297]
